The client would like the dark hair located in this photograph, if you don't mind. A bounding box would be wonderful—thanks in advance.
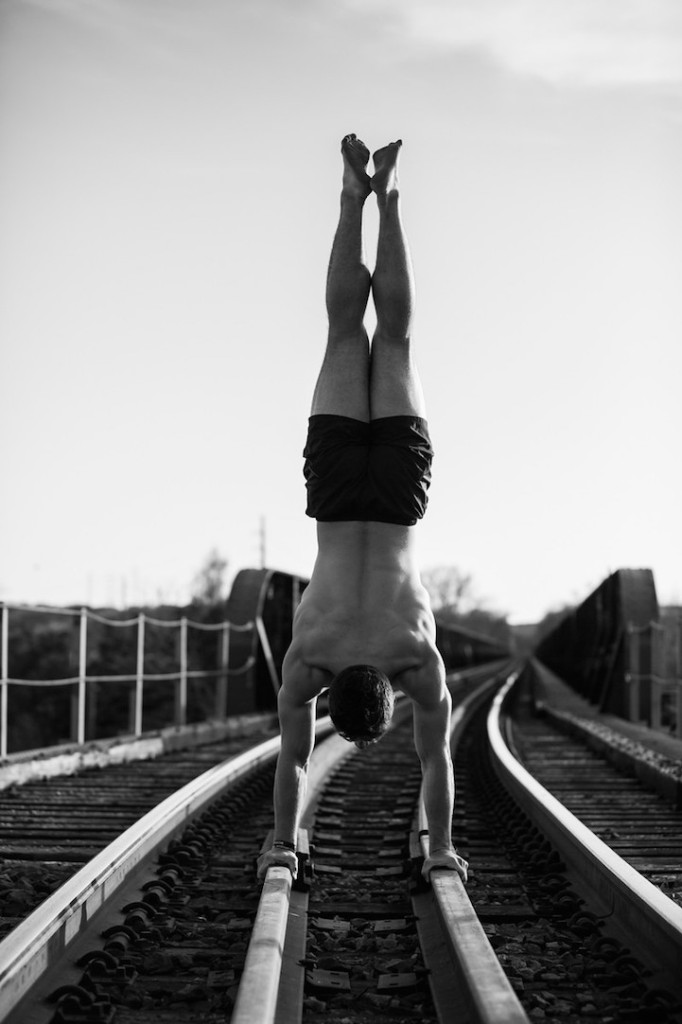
[327,664,394,744]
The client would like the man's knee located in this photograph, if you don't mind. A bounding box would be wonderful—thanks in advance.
[326,268,371,328]
[371,330,412,360]
[371,282,413,339]
[326,326,371,352]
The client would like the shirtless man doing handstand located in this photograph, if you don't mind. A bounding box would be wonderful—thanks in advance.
[258,135,468,883]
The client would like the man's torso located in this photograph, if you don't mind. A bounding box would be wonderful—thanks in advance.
[289,520,438,688]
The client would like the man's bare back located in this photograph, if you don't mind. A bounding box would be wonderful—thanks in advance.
[288,521,438,692]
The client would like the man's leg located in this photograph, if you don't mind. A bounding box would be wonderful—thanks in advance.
[310,135,373,422]
[369,141,426,420]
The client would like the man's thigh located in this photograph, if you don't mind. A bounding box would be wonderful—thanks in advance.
[369,336,426,419]
[310,332,370,421]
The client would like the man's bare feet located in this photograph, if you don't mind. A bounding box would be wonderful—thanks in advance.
[371,140,402,196]
[341,134,371,200]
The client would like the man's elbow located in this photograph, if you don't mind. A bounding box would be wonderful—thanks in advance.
[278,746,311,774]
[420,744,452,771]
[417,720,453,770]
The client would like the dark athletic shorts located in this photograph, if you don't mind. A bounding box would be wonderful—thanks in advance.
[302,414,434,526]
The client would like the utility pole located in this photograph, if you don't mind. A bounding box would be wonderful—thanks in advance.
[259,516,267,569]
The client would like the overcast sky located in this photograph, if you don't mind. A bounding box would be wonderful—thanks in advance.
[1,0,680,622]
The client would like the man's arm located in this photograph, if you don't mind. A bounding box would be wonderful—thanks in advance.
[273,686,315,842]
[407,653,468,882]
[256,650,322,879]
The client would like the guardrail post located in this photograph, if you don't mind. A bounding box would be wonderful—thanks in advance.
[216,623,230,718]
[133,613,145,736]
[175,617,188,727]
[77,608,88,745]
[256,615,280,695]
[1,604,8,759]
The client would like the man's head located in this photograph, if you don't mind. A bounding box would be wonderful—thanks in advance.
[327,664,394,747]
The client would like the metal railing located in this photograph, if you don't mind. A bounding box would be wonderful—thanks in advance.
[626,617,682,734]
[0,602,279,759]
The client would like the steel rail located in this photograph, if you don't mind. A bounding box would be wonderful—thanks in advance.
[0,718,334,1022]
[488,674,682,990]
[232,865,294,1024]
[414,664,529,1024]
[233,726,366,1024]
[233,698,417,1024]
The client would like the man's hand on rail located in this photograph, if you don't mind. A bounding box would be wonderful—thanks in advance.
[256,846,298,880]
[422,847,469,883]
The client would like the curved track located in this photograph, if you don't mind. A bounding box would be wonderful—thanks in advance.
[502,672,682,979]
[3,663,682,1023]
[485,673,682,1022]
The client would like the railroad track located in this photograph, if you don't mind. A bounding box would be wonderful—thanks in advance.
[510,665,682,913]
[2,662,682,1023]
[505,665,682,995]
[0,718,281,943]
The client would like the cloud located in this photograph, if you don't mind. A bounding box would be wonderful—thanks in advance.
[15,0,682,89]
[337,0,682,87]
[16,0,149,33]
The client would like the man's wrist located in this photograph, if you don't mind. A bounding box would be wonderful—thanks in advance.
[273,839,296,852]
[428,842,456,855]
